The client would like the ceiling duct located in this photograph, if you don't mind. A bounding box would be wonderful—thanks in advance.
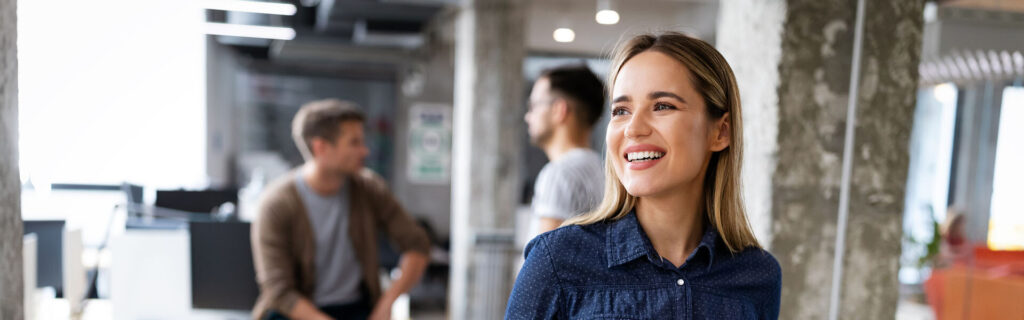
[315,0,443,48]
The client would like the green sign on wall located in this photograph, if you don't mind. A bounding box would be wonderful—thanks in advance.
[407,103,452,184]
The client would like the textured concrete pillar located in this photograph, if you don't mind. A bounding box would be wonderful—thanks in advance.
[1,0,24,317]
[718,0,924,319]
[447,0,525,319]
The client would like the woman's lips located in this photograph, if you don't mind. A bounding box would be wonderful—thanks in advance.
[626,156,661,170]
[622,144,667,156]
[622,144,666,171]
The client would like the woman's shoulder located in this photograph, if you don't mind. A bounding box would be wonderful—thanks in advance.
[731,246,781,273]
[539,222,608,247]
[713,245,783,290]
[525,222,609,262]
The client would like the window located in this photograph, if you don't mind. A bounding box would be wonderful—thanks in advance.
[900,83,959,284]
[18,0,207,190]
[988,86,1024,250]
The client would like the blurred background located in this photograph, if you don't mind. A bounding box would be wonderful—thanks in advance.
[1,0,1022,319]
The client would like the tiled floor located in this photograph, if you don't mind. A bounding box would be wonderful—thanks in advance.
[410,311,446,320]
[897,300,936,320]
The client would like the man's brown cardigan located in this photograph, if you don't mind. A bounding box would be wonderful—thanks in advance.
[250,168,430,319]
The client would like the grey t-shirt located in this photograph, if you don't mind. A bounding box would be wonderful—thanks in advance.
[529,148,604,238]
[294,175,363,306]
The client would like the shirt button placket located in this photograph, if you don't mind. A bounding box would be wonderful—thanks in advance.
[676,276,689,320]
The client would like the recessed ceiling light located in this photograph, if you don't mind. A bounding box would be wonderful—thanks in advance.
[204,22,296,40]
[201,0,297,16]
[596,9,619,25]
[553,28,575,43]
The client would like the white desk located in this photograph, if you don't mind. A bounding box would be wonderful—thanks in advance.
[34,298,249,320]
[109,229,250,320]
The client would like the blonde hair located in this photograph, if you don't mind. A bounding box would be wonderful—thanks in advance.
[565,32,760,252]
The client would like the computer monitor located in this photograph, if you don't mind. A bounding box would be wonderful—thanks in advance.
[122,183,143,205]
[156,189,238,214]
[23,220,65,297]
[189,221,259,310]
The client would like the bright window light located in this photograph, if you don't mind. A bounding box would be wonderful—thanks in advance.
[898,83,958,285]
[988,86,1024,250]
[553,28,575,43]
[201,0,297,16]
[18,0,207,189]
[596,9,620,25]
[204,22,296,40]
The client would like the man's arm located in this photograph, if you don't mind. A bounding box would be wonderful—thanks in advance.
[368,251,430,320]
[359,169,432,320]
[535,217,565,234]
[288,298,332,320]
[252,194,329,320]
[530,167,580,236]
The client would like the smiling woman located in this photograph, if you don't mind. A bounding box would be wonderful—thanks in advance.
[506,32,781,320]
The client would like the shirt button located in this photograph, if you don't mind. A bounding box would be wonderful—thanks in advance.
[676,279,685,286]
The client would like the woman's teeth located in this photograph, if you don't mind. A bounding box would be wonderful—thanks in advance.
[626,151,665,162]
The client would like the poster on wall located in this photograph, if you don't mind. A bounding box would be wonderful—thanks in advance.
[408,103,452,184]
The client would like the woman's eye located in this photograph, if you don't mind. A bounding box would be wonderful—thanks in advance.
[611,107,630,116]
[654,102,676,111]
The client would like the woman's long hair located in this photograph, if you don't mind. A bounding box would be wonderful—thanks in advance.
[565,32,760,252]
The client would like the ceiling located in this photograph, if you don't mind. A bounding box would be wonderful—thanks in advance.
[525,0,720,57]
[211,0,720,63]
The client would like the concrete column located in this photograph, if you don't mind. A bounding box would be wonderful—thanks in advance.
[718,0,924,319]
[447,0,525,319]
[1,0,24,317]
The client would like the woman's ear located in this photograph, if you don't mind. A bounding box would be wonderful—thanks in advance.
[710,112,731,152]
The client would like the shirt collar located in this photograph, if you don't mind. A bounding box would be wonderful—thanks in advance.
[605,210,719,271]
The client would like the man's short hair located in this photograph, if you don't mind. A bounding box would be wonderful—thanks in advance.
[540,65,606,128]
[292,99,365,160]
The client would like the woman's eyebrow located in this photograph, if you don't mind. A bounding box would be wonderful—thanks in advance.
[649,91,686,103]
[612,95,630,104]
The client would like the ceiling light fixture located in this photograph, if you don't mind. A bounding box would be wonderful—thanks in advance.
[204,22,296,40]
[595,0,619,25]
[201,0,298,16]
[553,27,575,43]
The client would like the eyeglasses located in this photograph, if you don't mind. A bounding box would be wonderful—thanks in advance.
[527,98,557,112]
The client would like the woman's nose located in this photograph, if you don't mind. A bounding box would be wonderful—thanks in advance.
[624,113,652,139]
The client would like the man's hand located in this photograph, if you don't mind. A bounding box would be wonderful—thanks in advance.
[371,251,429,320]
[367,295,394,320]
[289,298,333,320]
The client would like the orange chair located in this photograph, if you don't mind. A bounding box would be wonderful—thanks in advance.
[925,246,1024,320]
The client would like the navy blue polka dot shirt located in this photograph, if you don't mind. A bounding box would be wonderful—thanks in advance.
[505,211,781,319]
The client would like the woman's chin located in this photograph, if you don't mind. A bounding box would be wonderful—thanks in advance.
[623,182,661,198]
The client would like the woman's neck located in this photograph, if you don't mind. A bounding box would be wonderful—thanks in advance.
[635,184,705,268]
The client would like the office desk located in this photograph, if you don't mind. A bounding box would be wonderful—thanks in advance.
[109,229,251,320]
[34,298,249,320]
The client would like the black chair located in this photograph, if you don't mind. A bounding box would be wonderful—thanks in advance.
[189,221,260,310]
[23,220,65,297]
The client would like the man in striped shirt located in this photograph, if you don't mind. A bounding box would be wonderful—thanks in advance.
[523,65,606,239]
